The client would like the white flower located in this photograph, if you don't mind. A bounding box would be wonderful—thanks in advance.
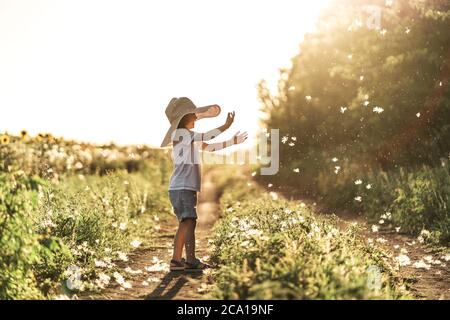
[380,29,387,36]
[416,113,421,118]
[305,95,312,101]
[332,157,338,162]
[119,222,127,231]
[267,183,273,188]
[364,100,370,106]
[373,106,384,114]
[395,254,411,266]
[334,166,341,174]
[354,179,363,185]
[340,107,347,114]
[371,225,379,233]
[395,226,401,232]
[366,184,372,189]
[269,192,278,201]
[413,260,431,270]
[288,142,295,147]
[281,136,288,144]
[117,251,128,262]
[113,272,125,285]
[385,0,393,7]
[379,219,385,224]
[251,171,256,177]
[154,225,161,231]
[130,239,142,248]
[405,27,410,34]
[291,136,297,141]
[347,54,353,60]
[293,168,300,173]
[354,196,362,202]
[94,259,108,268]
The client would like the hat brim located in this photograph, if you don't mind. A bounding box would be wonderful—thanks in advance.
[160,104,221,147]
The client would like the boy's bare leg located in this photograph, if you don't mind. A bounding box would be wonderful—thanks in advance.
[184,218,197,263]
[172,220,189,261]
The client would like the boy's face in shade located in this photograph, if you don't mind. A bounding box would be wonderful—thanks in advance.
[179,113,197,129]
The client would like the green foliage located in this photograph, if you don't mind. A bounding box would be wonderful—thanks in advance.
[209,177,409,299]
[258,0,450,243]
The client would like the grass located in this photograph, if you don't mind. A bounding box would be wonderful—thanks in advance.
[208,175,410,299]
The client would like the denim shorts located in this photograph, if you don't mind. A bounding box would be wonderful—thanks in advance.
[168,189,198,221]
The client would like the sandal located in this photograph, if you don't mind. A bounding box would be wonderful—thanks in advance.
[170,258,186,271]
[184,258,211,272]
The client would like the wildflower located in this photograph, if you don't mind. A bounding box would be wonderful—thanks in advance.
[305,95,312,101]
[293,168,300,173]
[251,171,256,177]
[117,252,128,262]
[334,166,341,174]
[413,260,431,270]
[395,226,401,232]
[395,254,411,266]
[354,179,363,185]
[354,196,362,202]
[359,75,364,81]
[267,183,273,188]
[385,0,393,7]
[0,134,9,145]
[371,225,379,233]
[20,130,28,140]
[281,136,288,144]
[366,184,372,189]
[379,219,385,224]
[154,225,161,231]
[416,112,421,118]
[291,136,297,141]
[269,192,278,201]
[119,222,127,231]
[288,86,296,91]
[332,157,338,162]
[347,54,353,60]
[94,260,108,268]
[288,142,295,147]
[380,29,387,36]
[364,100,370,106]
[340,107,347,114]
[130,240,142,248]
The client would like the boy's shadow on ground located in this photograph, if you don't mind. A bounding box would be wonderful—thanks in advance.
[144,272,203,300]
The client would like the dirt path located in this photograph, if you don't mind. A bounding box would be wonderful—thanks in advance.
[276,186,450,300]
[82,170,219,300]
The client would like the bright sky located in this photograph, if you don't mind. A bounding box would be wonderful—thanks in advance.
[0,0,329,147]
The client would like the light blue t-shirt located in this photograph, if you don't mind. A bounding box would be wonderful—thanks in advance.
[169,129,202,192]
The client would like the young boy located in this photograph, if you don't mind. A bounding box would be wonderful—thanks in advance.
[160,97,247,271]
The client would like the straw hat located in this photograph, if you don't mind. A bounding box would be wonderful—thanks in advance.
[160,97,221,147]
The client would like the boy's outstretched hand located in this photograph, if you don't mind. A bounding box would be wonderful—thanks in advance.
[224,111,235,129]
[232,131,248,145]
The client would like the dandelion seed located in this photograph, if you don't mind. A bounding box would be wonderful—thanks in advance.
[373,106,384,114]
[416,112,421,118]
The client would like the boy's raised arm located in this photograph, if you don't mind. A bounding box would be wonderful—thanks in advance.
[201,131,248,152]
[198,111,235,142]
